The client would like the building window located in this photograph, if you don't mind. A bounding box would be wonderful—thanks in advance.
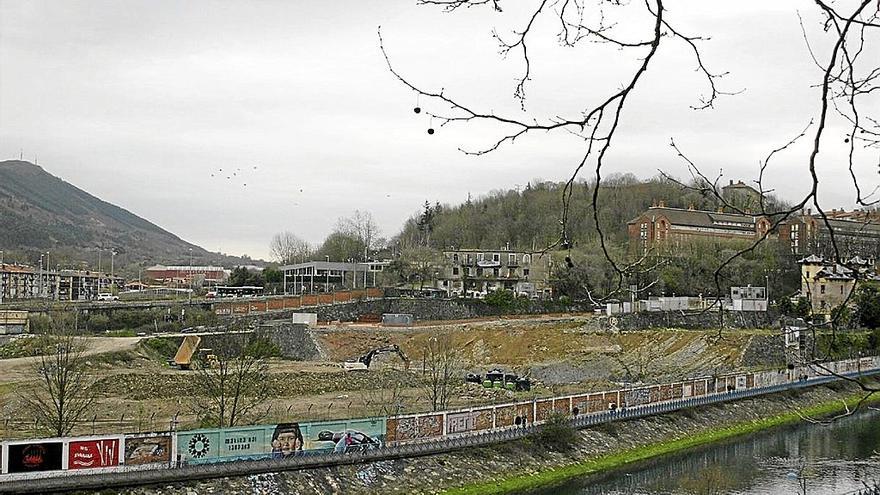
[523,254,531,264]
[469,267,476,276]
[476,268,483,276]
[452,253,459,263]
[840,285,844,295]
[509,253,517,264]
[477,253,484,262]
[493,253,500,262]
[820,284,826,294]
[523,268,530,276]
[452,267,459,276]
[493,268,499,277]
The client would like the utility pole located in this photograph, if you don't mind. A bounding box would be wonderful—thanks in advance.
[0,250,4,304]
[325,256,330,293]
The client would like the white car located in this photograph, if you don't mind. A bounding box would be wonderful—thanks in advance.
[97,293,119,301]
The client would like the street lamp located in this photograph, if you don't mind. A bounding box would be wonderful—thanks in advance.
[46,251,50,300]
[188,248,193,305]
[325,256,330,293]
[110,250,116,293]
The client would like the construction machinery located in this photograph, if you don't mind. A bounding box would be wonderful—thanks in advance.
[170,335,219,369]
[171,335,201,370]
[343,344,410,371]
[476,368,531,391]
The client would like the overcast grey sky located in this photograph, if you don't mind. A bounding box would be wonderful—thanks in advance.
[1,1,877,260]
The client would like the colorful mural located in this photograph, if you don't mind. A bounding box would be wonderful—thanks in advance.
[124,434,172,466]
[68,439,119,469]
[7,442,63,473]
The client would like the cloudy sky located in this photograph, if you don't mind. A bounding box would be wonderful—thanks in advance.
[1,1,877,260]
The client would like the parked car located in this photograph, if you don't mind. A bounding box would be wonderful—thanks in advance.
[96,293,119,301]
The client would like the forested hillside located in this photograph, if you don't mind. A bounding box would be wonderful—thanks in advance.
[394,174,786,251]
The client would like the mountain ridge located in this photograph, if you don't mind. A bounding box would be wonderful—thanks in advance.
[0,160,256,270]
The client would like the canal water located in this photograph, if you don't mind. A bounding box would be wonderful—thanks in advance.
[528,409,880,495]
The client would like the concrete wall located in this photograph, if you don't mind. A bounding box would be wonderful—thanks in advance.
[289,298,586,323]
[258,322,320,361]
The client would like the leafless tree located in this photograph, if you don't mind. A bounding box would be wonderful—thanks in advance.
[269,231,313,265]
[384,0,880,416]
[337,209,384,258]
[19,317,95,437]
[192,321,273,428]
[420,331,462,411]
[361,368,411,416]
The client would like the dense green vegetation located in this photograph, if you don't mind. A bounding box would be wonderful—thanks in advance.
[27,306,218,335]
[394,174,787,251]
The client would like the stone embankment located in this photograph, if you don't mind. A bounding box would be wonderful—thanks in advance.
[118,382,872,495]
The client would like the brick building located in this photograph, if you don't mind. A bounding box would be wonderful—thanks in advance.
[627,203,772,252]
[779,209,880,260]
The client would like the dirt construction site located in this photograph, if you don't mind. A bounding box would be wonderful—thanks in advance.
[0,314,781,439]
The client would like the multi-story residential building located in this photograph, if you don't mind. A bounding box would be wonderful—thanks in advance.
[627,202,772,252]
[436,249,549,297]
[144,265,229,287]
[0,263,121,301]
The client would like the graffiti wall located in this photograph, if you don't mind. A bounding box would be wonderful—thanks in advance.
[625,388,651,407]
[387,415,443,443]
[124,434,172,466]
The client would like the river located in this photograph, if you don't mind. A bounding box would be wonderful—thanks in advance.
[528,409,880,495]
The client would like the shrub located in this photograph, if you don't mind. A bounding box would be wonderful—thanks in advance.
[534,412,578,452]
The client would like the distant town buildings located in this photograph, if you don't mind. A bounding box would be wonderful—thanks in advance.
[0,263,121,301]
[143,265,229,287]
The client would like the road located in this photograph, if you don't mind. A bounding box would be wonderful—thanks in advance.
[0,336,143,382]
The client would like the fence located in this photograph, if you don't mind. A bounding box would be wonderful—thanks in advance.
[212,288,384,317]
[1,361,877,493]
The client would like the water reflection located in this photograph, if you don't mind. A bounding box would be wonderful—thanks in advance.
[528,409,880,495]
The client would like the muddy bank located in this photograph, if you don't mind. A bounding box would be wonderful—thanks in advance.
[116,381,874,495]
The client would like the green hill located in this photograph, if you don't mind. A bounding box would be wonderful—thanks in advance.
[395,174,786,251]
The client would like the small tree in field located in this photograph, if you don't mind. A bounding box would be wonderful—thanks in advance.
[192,321,274,428]
[420,331,461,411]
[20,316,95,437]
